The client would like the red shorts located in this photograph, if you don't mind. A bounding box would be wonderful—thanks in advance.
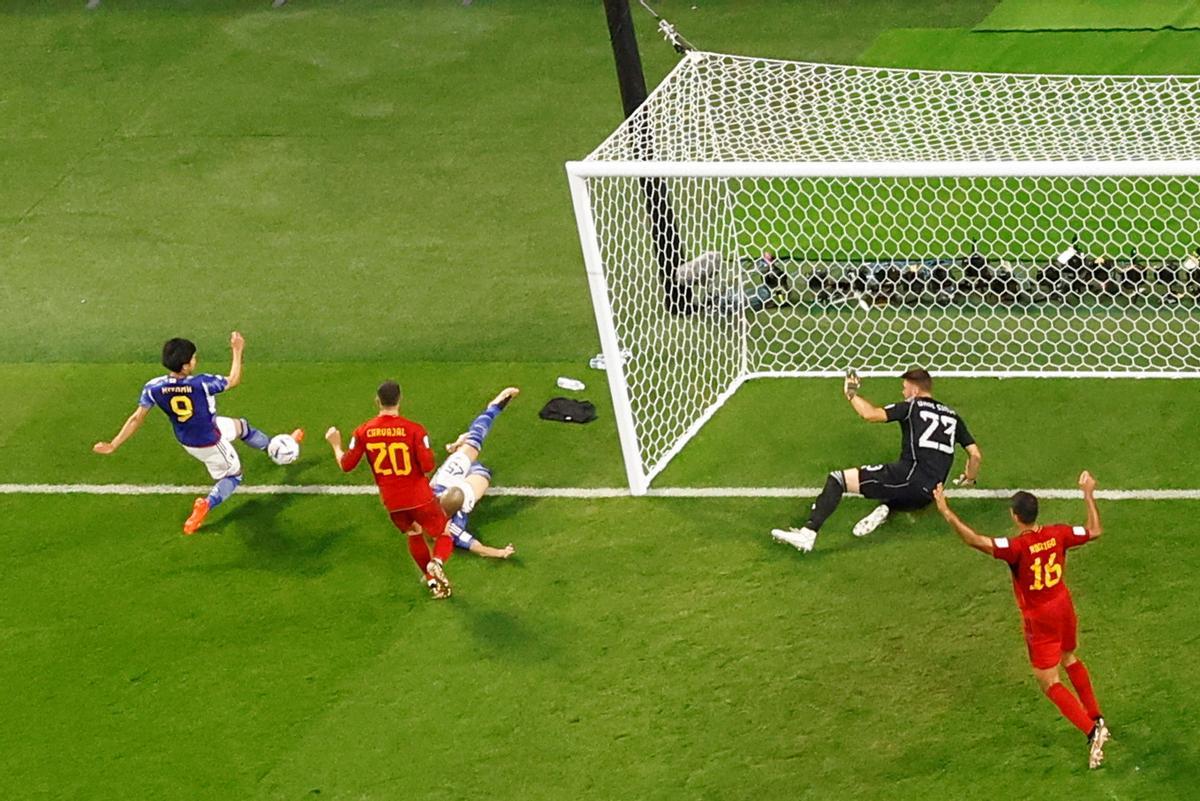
[1022,594,1079,669]
[388,499,448,537]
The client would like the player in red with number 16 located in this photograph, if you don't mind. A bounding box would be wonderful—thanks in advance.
[933,471,1110,769]
[324,380,455,599]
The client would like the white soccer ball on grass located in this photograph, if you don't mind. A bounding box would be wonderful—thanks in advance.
[268,434,301,465]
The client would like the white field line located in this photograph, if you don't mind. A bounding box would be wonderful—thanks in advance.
[0,483,1197,501]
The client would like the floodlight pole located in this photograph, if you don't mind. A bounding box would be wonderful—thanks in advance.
[601,0,691,314]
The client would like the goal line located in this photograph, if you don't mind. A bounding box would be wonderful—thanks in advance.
[0,483,1196,501]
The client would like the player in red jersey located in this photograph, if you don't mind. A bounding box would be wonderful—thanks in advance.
[324,380,455,599]
[933,471,1109,768]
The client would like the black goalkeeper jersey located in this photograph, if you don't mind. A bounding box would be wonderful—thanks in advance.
[883,396,975,483]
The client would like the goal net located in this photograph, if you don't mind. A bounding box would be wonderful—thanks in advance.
[566,52,1200,493]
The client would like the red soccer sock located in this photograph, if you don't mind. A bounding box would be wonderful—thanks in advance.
[1065,660,1102,720]
[1045,682,1095,735]
[432,534,454,563]
[407,534,432,574]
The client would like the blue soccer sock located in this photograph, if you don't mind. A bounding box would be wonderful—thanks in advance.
[464,404,503,453]
[239,418,269,451]
[207,474,243,509]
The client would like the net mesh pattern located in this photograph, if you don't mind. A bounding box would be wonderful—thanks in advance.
[588,176,744,478]
[573,52,1200,487]
[589,53,1200,164]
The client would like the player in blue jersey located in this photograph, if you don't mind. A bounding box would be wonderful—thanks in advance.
[428,386,519,559]
[93,332,304,534]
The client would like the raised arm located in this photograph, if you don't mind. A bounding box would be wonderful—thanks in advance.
[1079,470,1102,539]
[932,484,995,555]
[843,371,888,423]
[93,405,151,454]
[325,426,364,472]
[226,331,245,389]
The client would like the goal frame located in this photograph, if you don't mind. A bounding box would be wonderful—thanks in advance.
[567,158,1200,494]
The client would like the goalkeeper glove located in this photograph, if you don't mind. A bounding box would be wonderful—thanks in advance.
[844,368,861,400]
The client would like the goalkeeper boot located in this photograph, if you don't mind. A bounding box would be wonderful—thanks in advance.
[770,526,817,553]
[183,497,210,535]
[852,505,890,538]
[1088,717,1110,769]
[426,558,453,599]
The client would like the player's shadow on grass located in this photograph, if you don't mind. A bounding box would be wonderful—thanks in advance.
[203,495,347,578]
[448,597,564,663]
[273,458,324,483]
[471,495,537,527]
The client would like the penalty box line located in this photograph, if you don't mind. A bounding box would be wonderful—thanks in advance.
[0,483,1197,500]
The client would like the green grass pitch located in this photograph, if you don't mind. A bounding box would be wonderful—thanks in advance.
[3,2,1200,799]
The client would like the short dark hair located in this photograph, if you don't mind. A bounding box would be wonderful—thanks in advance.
[162,338,197,372]
[439,487,465,517]
[377,380,402,407]
[1010,491,1039,525]
[900,367,933,392]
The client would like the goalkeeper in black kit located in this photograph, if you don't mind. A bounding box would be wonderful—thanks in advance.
[771,368,983,553]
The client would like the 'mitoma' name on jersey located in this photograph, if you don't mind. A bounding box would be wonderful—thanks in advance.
[884,396,975,483]
[139,373,229,447]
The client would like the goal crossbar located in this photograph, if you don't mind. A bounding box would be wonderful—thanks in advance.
[567,160,1200,179]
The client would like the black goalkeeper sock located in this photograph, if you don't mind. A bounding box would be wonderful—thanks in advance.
[805,471,846,532]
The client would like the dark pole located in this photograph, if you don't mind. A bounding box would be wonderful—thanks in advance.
[603,0,650,117]
[601,0,692,314]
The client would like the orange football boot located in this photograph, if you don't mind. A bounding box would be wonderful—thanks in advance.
[291,428,306,444]
[183,497,210,535]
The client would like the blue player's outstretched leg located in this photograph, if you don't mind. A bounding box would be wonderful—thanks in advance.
[207,474,243,509]
[464,405,502,452]
[462,387,518,454]
[238,418,270,450]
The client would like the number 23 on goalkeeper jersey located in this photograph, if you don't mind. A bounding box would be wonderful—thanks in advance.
[339,414,437,512]
[883,397,975,483]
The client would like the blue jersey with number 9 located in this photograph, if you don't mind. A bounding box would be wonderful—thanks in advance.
[139,374,229,447]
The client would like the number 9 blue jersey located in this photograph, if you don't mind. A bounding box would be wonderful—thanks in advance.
[139,373,229,447]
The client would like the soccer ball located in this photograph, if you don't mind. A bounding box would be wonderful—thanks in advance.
[267,434,300,465]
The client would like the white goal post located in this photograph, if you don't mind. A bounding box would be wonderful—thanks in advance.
[567,51,1200,494]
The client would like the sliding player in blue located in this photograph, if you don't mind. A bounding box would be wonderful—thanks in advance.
[93,332,303,534]
[430,386,519,559]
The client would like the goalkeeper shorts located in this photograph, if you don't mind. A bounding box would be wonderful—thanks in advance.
[857,462,935,510]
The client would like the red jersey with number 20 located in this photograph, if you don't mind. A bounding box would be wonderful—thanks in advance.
[340,413,437,512]
[992,524,1093,613]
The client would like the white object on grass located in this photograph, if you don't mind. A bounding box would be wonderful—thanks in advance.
[267,434,300,465]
